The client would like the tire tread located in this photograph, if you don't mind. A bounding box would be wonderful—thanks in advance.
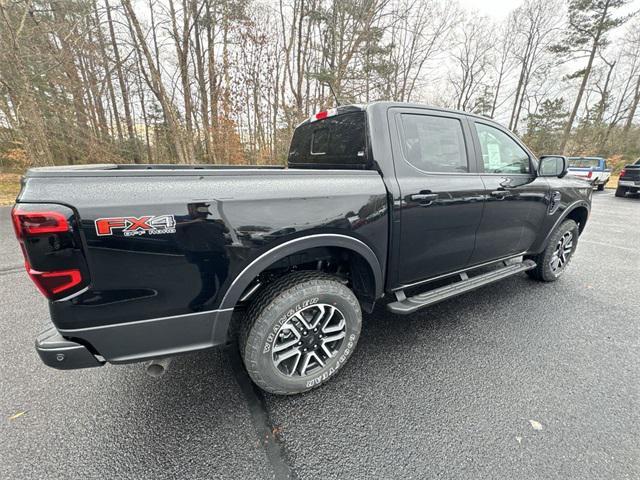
[525,219,578,282]
[239,271,356,395]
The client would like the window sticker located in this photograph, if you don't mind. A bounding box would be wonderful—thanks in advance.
[487,142,501,170]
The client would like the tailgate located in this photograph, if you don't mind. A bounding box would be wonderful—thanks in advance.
[621,167,640,182]
[567,168,593,178]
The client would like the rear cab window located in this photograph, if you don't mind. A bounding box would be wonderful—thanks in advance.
[288,110,368,169]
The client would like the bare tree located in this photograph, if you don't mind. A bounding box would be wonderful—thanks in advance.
[122,0,192,163]
[0,1,54,166]
[450,16,493,112]
[508,0,561,132]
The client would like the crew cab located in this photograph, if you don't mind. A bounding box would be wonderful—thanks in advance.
[12,102,592,395]
[616,158,640,197]
[566,156,611,191]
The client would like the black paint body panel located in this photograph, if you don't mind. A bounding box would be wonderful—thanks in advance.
[16,101,592,364]
[18,170,389,332]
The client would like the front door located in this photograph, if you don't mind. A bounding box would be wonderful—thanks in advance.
[388,108,485,286]
[468,120,549,265]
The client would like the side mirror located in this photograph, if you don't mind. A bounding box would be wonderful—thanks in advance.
[539,155,568,178]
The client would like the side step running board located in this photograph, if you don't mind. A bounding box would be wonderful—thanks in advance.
[387,260,536,315]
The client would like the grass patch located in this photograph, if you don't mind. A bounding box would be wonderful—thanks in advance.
[606,175,619,190]
[0,173,21,205]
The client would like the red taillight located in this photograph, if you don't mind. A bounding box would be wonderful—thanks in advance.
[12,206,84,298]
[26,265,82,298]
[12,209,69,237]
[587,170,593,179]
[620,169,626,178]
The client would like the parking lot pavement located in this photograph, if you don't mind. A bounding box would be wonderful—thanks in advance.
[1,191,638,480]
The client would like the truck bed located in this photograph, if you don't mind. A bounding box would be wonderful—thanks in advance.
[16,165,389,362]
[25,163,302,177]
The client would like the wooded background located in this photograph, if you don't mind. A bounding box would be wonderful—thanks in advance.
[0,0,639,172]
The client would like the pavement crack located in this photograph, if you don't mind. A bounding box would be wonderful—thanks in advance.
[226,346,296,480]
[0,265,23,276]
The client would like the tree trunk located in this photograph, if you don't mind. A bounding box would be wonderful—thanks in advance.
[192,0,211,161]
[559,1,610,153]
[122,0,190,164]
[0,4,54,166]
[105,0,137,151]
[623,74,640,134]
[93,0,123,141]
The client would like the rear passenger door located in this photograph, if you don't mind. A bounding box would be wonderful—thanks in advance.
[388,108,485,286]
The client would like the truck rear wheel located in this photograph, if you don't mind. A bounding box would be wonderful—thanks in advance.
[597,183,605,191]
[615,186,627,197]
[525,219,579,282]
[239,272,362,395]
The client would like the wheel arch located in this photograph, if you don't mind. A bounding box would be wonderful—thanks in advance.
[219,234,384,312]
[565,205,589,234]
[532,201,590,254]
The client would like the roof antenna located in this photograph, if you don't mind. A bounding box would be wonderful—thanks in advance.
[325,81,341,107]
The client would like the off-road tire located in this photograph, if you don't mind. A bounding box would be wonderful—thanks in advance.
[525,219,579,282]
[615,186,627,198]
[239,271,362,395]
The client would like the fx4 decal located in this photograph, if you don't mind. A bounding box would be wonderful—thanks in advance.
[95,215,176,237]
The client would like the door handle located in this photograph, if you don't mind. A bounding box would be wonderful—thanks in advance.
[410,193,438,205]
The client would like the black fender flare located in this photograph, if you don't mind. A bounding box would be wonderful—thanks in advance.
[219,234,384,310]
[532,200,590,253]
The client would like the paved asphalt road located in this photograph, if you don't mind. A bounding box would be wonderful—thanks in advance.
[1,191,638,479]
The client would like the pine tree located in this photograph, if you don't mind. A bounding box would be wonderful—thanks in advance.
[523,98,569,155]
[552,0,631,153]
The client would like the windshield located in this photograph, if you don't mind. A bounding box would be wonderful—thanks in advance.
[568,158,600,168]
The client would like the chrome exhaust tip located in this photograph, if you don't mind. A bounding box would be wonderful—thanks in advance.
[145,357,173,378]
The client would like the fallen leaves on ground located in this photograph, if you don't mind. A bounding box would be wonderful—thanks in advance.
[529,419,543,431]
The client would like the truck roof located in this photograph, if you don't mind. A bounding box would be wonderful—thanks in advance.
[298,101,505,129]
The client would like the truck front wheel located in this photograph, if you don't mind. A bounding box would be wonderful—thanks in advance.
[525,219,579,282]
[239,272,362,395]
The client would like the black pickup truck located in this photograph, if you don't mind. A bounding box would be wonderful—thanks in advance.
[616,158,640,197]
[12,102,592,395]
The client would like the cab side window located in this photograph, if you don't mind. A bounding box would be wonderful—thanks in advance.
[400,114,469,173]
[475,123,530,174]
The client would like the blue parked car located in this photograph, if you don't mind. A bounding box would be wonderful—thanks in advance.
[566,157,611,191]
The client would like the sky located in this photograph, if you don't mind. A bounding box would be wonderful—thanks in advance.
[456,0,524,19]
[457,0,640,20]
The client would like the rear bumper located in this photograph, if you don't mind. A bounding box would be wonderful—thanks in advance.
[54,308,234,365]
[36,326,103,370]
[619,180,639,188]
